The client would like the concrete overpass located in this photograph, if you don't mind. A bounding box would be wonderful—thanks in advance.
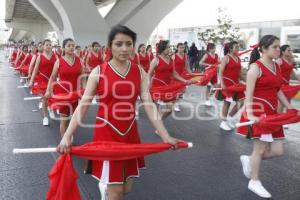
[5,0,183,46]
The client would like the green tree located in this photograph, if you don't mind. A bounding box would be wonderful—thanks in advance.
[198,7,241,45]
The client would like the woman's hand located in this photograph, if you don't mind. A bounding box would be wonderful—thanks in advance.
[57,134,72,154]
[161,135,185,150]
[247,114,260,123]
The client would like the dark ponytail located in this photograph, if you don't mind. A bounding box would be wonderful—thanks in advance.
[223,41,238,55]
[249,35,279,64]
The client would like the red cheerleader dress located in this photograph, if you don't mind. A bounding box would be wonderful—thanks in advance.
[19,53,33,75]
[88,52,102,68]
[151,56,186,102]
[15,52,26,68]
[31,53,56,95]
[279,58,294,85]
[215,55,244,101]
[10,49,18,63]
[51,56,82,115]
[85,61,145,184]
[203,53,219,84]
[237,60,284,140]
[138,53,150,72]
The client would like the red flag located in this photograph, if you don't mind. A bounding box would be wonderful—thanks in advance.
[281,84,300,98]
[46,141,191,200]
[196,67,218,86]
[150,82,187,102]
[46,154,81,200]
[48,89,84,110]
[256,109,300,132]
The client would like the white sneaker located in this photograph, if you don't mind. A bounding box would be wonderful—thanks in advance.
[248,180,272,198]
[220,121,232,131]
[38,102,42,109]
[42,117,49,126]
[49,109,55,119]
[205,100,212,106]
[227,116,236,129]
[240,155,251,179]
[283,124,289,129]
[98,182,108,200]
[174,103,181,112]
[92,97,97,104]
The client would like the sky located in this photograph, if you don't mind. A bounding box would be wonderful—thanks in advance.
[1,0,300,42]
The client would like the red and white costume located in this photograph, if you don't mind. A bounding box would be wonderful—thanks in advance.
[50,56,82,115]
[203,53,219,84]
[215,55,244,101]
[85,61,145,184]
[237,60,284,140]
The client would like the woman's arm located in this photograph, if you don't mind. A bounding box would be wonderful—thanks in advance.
[80,60,87,88]
[28,55,37,78]
[245,63,260,121]
[28,56,41,87]
[57,68,99,153]
[277,90,294,109]
[148,57,158,78]
[45,59,59,97]
[199,54,209,66]
[218,56,229,89]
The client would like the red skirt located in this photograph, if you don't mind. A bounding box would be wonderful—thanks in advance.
[85,120,145,184]
[237,99,284,139]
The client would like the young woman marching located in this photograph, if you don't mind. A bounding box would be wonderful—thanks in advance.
[29,40,57,126]
[146,44,154,61]
[57,25,182,200]
[218,41,244,131]
[199,43,220,106]
[277,45,300,85]
[137,44,151,72]
[45,38,85,138]
[28,42,43,80]
[237,35,299,198]
[148,40,192,119]
[85,42,103,74]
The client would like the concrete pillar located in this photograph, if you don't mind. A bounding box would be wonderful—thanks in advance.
[51,0,110,47]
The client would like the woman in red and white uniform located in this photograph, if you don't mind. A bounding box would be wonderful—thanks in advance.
[137,44,151,72]
[85,42,103,74]
[146,44,154,62]
[9,46,18,64]
[29,39,57,126]
[28,42,43,80]
[199,43,220,106]
[14,45,28,69]
[148,40,192,119]
[57,25,182,200]
[237,35,299,198]
[45,38,85,137]
[173,42,194,78]
[218,41,244,131]
[74,45,83,60]
[277,45,300,85]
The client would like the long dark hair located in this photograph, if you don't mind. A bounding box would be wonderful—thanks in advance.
[62,38,74,56]
[157,40,169,55]
[280,44,290,57]
[223,41,238,55]
[107,25,137,48]
[249,35,279,64]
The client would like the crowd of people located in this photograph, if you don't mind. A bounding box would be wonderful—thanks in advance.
[6,24,300,199]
